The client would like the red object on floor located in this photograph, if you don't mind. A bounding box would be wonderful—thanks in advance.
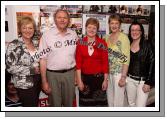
[38,96,77,107]
[73,98,77,107]
[38,97,49,107]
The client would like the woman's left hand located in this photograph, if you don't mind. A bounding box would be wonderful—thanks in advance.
[102,79,108,91]
[142,84,151,93]
[118,78,126,87]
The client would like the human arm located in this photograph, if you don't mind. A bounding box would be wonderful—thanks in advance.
[143,41,155,93]
[40,58,51,94]
[6,40,35,76]
[75,42,84,91]
[118,34,130,87]
[76,69,84,91]
[102,73,108,91]
[39,36,51,94]
[118,64,129,87]
[101,41,109,90]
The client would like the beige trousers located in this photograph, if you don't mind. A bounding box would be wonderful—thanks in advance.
[47,69,75,107]
[107,73,126,107]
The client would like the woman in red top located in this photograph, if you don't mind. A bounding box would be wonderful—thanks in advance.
[76,18,109,106]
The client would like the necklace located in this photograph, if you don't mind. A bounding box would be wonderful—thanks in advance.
[88,38,95,47]
[90,46,93,50]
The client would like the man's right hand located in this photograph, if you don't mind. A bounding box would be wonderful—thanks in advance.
[77,80,84,91]
[42,81,51,95]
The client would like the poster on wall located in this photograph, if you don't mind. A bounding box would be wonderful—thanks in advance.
[120,23,131,35]
[143,24,149,39]
[69,18,82,38]
[61,5,82,17]
[40,16,54,34]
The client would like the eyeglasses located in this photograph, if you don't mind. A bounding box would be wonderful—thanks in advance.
[131,29,141,32]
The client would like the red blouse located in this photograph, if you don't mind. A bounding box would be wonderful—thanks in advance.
[76,36,109,74]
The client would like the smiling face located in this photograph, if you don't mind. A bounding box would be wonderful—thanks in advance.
[86,24,97,38]
[109,19,120,33]
[21,23,34,40]
[130,24,142,40]
[54,11,70,30]
[85,18,99,39]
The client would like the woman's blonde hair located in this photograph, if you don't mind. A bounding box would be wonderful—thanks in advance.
[108,14,122,24]
[18,16,36,34]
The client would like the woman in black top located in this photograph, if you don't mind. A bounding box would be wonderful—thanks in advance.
[126,22,154,107]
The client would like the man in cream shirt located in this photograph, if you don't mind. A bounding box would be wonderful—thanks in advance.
[39,9,78,107]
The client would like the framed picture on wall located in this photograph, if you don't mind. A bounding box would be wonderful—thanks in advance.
[61,5,82,17]
[5,21,9,32]
[102,5,119,14]
[83,5,102,14]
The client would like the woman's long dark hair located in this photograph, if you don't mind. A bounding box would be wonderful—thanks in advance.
[128,22,145,47]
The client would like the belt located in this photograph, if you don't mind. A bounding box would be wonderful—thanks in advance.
[47,67,75,73]
[82,73,104,78]
[128,74,146,81]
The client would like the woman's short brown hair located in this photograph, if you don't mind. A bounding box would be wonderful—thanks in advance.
[108,14,122,24]
[85,18,99,31]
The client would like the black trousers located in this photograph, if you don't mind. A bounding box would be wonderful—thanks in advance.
[79,73,108,107]
[16,75,41,107]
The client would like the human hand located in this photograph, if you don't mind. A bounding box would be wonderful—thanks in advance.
[77,80,84,91]
[142,84,151,93]
[102,79,108,91]
[74,76,77,86]
[118,78,126,87]
[42,81,51,95]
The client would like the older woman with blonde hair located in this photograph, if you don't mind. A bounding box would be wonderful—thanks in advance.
[6,16,41,107]
[104,15,130,107]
